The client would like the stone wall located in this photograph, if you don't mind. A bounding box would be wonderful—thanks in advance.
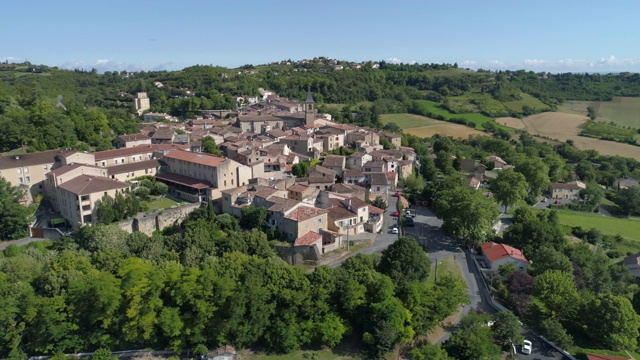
[275,243,320,266]
[115,203,201,236]
[157,203,200,230]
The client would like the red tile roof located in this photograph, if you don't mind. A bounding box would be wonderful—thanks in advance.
[94,144,188,160]
[481,242,528,263]
[328,206,357,220]
[156,172,212,189]
[369,205,384,214]
[117,133,150,142]
[49,163,103,176]
[163,150,226,167]
[58,175,129,195]
[288,184,309,192]
[294,231,323,247]
[586,354,632,360]
[285,205,327,221]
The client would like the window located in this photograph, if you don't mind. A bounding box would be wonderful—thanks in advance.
[224,180,227,186]
[102,161,106,166]
[17,169,21,174]
[377,187,381,191]
[18,178,23,184]
[305,224,309,228]
[319,219,323,223]
[43,165,48,170]
[115,160,118,164]
[25,176,30,183]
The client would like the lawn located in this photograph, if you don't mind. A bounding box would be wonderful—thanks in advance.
[554,211,640,242]
[448,93,509,117]
[428,255,463,283]
[246,349,358,360]
[147,196,180,211]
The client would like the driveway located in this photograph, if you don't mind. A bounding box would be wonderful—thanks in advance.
[329,193,399,268]
[403,205,571,359]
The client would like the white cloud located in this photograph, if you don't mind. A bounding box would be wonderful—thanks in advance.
[0,56,27,63]
[386,57,403,64]
[461,55,640,73]
[59,59,173,73]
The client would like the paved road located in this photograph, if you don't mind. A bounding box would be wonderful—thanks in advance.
[330,194,399,268]
[0,237,47,250]
[404,205,570,359]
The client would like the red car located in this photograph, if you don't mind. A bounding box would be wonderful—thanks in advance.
[554,200,562,205]
[394,192,400,197]
[392,211,400,217]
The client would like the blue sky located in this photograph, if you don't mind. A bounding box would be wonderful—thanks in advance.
[1,0,639,73]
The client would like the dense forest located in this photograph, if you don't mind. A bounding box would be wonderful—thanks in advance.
[0,205,468,359]
[3,59,640,153]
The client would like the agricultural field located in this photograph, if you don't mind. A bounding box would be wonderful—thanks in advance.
[559,97,640,128]
[579,120,638,145]
[502,93,550,113]
[411,100,495,130]
[522,112,640,160]
[380,113,486,139]
[495,117,526,130]
[594,96,640,128]
[447,93,508,116]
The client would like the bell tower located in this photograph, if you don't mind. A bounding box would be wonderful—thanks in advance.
[304,88,315,128]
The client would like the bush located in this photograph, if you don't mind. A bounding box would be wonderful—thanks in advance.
[606,250,623,259]
[135,186,151,200]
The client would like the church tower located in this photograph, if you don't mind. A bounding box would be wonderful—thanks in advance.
[304,88,315,128]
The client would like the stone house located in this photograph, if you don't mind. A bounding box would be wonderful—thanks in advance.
[548,180,586,200]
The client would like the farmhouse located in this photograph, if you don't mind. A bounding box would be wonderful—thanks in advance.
[548,180,586,200]
[480,241,528,272]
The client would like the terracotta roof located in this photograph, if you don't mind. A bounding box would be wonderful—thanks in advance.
[294,231,322,247]
[369,205,384,214]
[107,159,163,175]
[58,175,129,195]
[163,150,226,167]
[331,183,356,193]
[310,165,337,177]
[117,133,149,142]
[94,144,188,160]
[344,169,364,177]
[369,173,388,186]
[49,163,103,176]
[0,149,65,170]
[481,242,528,263]
[287,184,309,192]
[156,172,212,189]
[586,354,632,360]
[268,197,301,213]
[322,155,346,168]
[549,182,584,190]
[387,172,397,180]
[328,206,357,220]
[344,197,368,208]
[151,127,174,139]
[285,205,327,221]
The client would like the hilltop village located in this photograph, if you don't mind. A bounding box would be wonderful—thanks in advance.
[0,89,414,260]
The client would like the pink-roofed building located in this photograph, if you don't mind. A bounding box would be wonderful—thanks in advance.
[480,242,529,271]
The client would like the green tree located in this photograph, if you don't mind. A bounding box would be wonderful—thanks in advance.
[292,161,310,177]
[587,106,597,120]
[151,182,169,196]
[91,348,113,360]
[491,310,524,347]
[434,186,499,246]
[377,236,430,290]
[514,157,550,198]
[201,136,222,156]
[240,205,268,230]
[490,169,528,213]
[408,343,452,360]
[370,196,388,210]
[529,247,573,275]
[539,318,573,349]
[614,187,640,216]
[579,181,604,211]
[96,194,115,224]
[403,173,425,194]
[444,312,500,360]
[584,293,640,350]
[532,270,580,321]
[0,178,32,240]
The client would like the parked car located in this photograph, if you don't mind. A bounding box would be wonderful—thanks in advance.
[392,211,400,217]
[405,217,415,227]
[391,227,399,234]
[394,192,400,197]
[554,200,562,205]
[522,340,532,355]
[405,209,415,217]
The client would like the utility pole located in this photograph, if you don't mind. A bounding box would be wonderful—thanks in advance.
[434,258,438,283]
